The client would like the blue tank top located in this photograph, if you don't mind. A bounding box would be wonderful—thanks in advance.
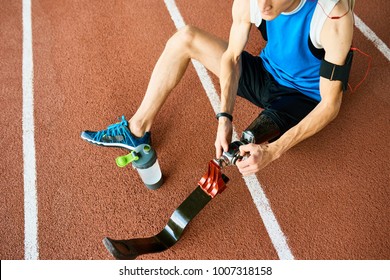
[260,0,321,101]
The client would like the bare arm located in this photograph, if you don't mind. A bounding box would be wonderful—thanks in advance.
[237,1,354,175]
[215,0,252,158]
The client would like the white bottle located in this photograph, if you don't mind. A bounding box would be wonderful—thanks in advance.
[132,144,164,190]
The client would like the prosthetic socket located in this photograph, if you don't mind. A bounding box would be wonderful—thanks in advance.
[215,113,280,167]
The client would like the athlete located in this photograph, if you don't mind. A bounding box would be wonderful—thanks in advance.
[81,0,355,176]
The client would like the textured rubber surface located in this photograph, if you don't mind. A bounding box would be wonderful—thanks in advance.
[1,0,389,260]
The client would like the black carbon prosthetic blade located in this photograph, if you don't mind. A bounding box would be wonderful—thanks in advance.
[103,186,213,260]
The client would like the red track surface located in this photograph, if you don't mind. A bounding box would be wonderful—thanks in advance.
[1,0,389,260]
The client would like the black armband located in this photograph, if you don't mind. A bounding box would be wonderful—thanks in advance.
[320,50,354,91]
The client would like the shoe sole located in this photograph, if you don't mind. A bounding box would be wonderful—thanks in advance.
[80,134,136,151]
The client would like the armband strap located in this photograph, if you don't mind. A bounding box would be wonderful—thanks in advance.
[216,112,233,122]
[320,50,354,91]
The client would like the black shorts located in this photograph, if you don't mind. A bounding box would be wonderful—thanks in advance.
[237,51,319,134]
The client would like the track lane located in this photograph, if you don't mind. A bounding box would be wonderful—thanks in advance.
[32,0,278,259]
[354,0,389,47]
[0,1,25,260]
[177,0,390,259]
[253,8,390,259]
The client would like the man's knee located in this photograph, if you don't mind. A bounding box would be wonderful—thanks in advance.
[167,25,198,53]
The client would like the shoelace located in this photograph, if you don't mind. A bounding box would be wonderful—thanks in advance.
[93,116,128,141]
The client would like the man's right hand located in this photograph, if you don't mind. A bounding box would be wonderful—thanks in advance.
[214,118,233,159]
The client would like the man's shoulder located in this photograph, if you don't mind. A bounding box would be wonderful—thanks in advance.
[322,1,354,41]
[328,0,352,17]
[232,0,251,22]
[321,0,354,63]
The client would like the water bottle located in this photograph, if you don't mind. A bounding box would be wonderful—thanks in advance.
[116,144,164,190]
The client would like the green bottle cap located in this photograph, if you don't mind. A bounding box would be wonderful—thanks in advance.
[115,151,139,167]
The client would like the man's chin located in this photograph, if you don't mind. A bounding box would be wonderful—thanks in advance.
[261,13,277,21]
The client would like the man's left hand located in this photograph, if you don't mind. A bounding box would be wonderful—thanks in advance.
[236,143,279,176]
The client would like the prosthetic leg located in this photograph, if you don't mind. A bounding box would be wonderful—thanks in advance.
[103,113,280,259]
[103,160,228,260]
[242,113,281,144]
[216,113,281,167]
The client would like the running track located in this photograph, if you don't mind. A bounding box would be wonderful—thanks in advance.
[1,0,389,260]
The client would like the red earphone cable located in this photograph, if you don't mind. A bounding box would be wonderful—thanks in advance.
[349,47,372,92]
[310,0,350,20]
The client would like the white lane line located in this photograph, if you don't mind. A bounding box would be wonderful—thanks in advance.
[354,14,390,61]
[22,0,39,260]
[164,0,294,260]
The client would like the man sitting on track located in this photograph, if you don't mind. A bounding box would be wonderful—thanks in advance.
[81,0,355,176]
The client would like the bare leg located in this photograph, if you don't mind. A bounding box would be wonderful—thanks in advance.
[129,25,228,137]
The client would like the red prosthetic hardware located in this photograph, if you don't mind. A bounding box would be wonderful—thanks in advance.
[198,160,227,198]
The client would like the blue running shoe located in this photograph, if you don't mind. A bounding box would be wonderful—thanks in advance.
[81,116,151,150]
